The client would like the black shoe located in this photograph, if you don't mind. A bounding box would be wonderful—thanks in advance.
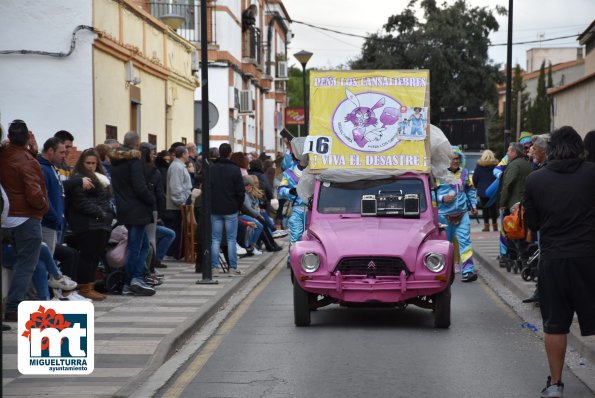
[2,324,11,331]
[268,246,283,252]
[462,271,478,282]
[499,257,508,268]
[522,289,540,303]
[4,312,18,322]
[155,261,168,268]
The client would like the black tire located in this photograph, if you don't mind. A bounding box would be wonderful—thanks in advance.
[434,285,451,329]
[521,267,532,281]
[293,280,311,326]
[106,270,124,294]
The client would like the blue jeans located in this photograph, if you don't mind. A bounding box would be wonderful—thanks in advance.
[155,225,175,261]
[3,244,50,301]
[239,215,264,246]
[4,218,43,313]
[125,224,150,284]
[260,210,276,233]
[211,213,238,269]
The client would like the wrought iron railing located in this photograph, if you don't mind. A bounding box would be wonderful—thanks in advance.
[149,1,200,42]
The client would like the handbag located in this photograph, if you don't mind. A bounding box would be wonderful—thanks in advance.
[106,238,127,269]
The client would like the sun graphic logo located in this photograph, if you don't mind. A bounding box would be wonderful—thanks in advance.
[18,301,94,375]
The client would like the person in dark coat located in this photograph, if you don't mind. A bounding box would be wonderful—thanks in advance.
[155,150,170,192]
[210,143,245,276]
[141,146,175,272]
[109,132,156,296]
[584,130,595,163]
[523,126,595,397]
[66,149,113,301]
[472,149,499,231]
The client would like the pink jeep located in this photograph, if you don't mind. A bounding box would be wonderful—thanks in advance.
[290,173,454,328]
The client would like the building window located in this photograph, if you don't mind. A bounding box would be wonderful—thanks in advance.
[148,134,157,146]
[181,137,187,144]
[106,125,118,141]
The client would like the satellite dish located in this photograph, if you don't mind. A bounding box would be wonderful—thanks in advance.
[194,101,219,131]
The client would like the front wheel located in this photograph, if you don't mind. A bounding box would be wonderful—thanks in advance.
[293,280,311,326]
[433,285,451,329]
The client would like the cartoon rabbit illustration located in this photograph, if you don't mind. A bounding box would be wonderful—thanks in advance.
[343,89,386,148]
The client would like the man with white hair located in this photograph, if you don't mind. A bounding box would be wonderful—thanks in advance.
[164,145,192,259]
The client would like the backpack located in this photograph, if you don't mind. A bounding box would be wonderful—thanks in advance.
[503,202,525,240]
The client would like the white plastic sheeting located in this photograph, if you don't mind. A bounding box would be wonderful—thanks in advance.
[294,124,456,201]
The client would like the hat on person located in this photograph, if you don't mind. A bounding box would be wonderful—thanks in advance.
[140,142,156,151]
[518,131,533,145]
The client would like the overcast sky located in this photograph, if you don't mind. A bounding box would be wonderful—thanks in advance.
[282,0,595,70]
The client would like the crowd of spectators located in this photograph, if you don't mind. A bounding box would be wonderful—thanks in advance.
[0,120,291,322]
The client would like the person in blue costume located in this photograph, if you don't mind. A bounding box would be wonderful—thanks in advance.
[278,151,308,247]
[436,146,478,282]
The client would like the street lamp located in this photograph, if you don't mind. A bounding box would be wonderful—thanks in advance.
[293,50,313,133]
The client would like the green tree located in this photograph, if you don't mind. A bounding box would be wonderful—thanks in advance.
[286,65,311,137]
[350,0,505,125]
[528,61,551,134]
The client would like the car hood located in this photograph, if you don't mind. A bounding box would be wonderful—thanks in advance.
[307,216,436,265]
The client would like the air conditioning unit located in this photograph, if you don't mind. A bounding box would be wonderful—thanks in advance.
[277,61,288,79]
[191,50,199,74]
[239,90,253,113]
[125,61,141,85]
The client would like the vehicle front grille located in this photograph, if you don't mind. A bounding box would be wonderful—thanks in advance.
[335,257,409,277]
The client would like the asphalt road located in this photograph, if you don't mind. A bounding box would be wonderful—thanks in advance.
[158,266,595,398]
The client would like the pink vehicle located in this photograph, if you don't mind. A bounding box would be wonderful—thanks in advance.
[290,173,454,328]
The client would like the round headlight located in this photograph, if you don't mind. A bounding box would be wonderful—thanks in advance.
[424,253,445,273]
[300,253,320,273]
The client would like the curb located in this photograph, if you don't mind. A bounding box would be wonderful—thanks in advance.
[114,248,288,398]
[474,249,595,367]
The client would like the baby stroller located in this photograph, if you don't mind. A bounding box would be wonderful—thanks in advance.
[502,202,536,274]
[521,246,539,282]
[96,225,127,294]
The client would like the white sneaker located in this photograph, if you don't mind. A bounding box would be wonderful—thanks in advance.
[64,291,92,302]
[252,247,262,256]
[236,244,247,256]
[272,230,288,238]
[48,275,78,291]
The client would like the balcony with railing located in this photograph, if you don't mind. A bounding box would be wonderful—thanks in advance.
[149,1,201,43]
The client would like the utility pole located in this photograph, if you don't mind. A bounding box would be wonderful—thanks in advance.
[197,0,217,285]
[516,90,521,139]
[504,0,514,152]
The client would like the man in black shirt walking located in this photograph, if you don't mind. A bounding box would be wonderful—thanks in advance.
[523,126,595,398]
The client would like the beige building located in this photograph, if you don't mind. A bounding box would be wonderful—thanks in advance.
[549,20,595,137]
[0,0,197,152]
[93,0,198,149]
[131,0,292,155]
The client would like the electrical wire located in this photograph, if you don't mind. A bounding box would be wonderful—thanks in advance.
[0,25,96,57]
[287,18,583,47]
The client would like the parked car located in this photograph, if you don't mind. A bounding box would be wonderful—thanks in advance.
[289,173,455,328]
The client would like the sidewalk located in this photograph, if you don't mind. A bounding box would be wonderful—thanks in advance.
[471,222,595,367]
[1,243,288,398]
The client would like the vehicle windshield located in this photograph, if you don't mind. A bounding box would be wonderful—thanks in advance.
[317,178,427,214]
